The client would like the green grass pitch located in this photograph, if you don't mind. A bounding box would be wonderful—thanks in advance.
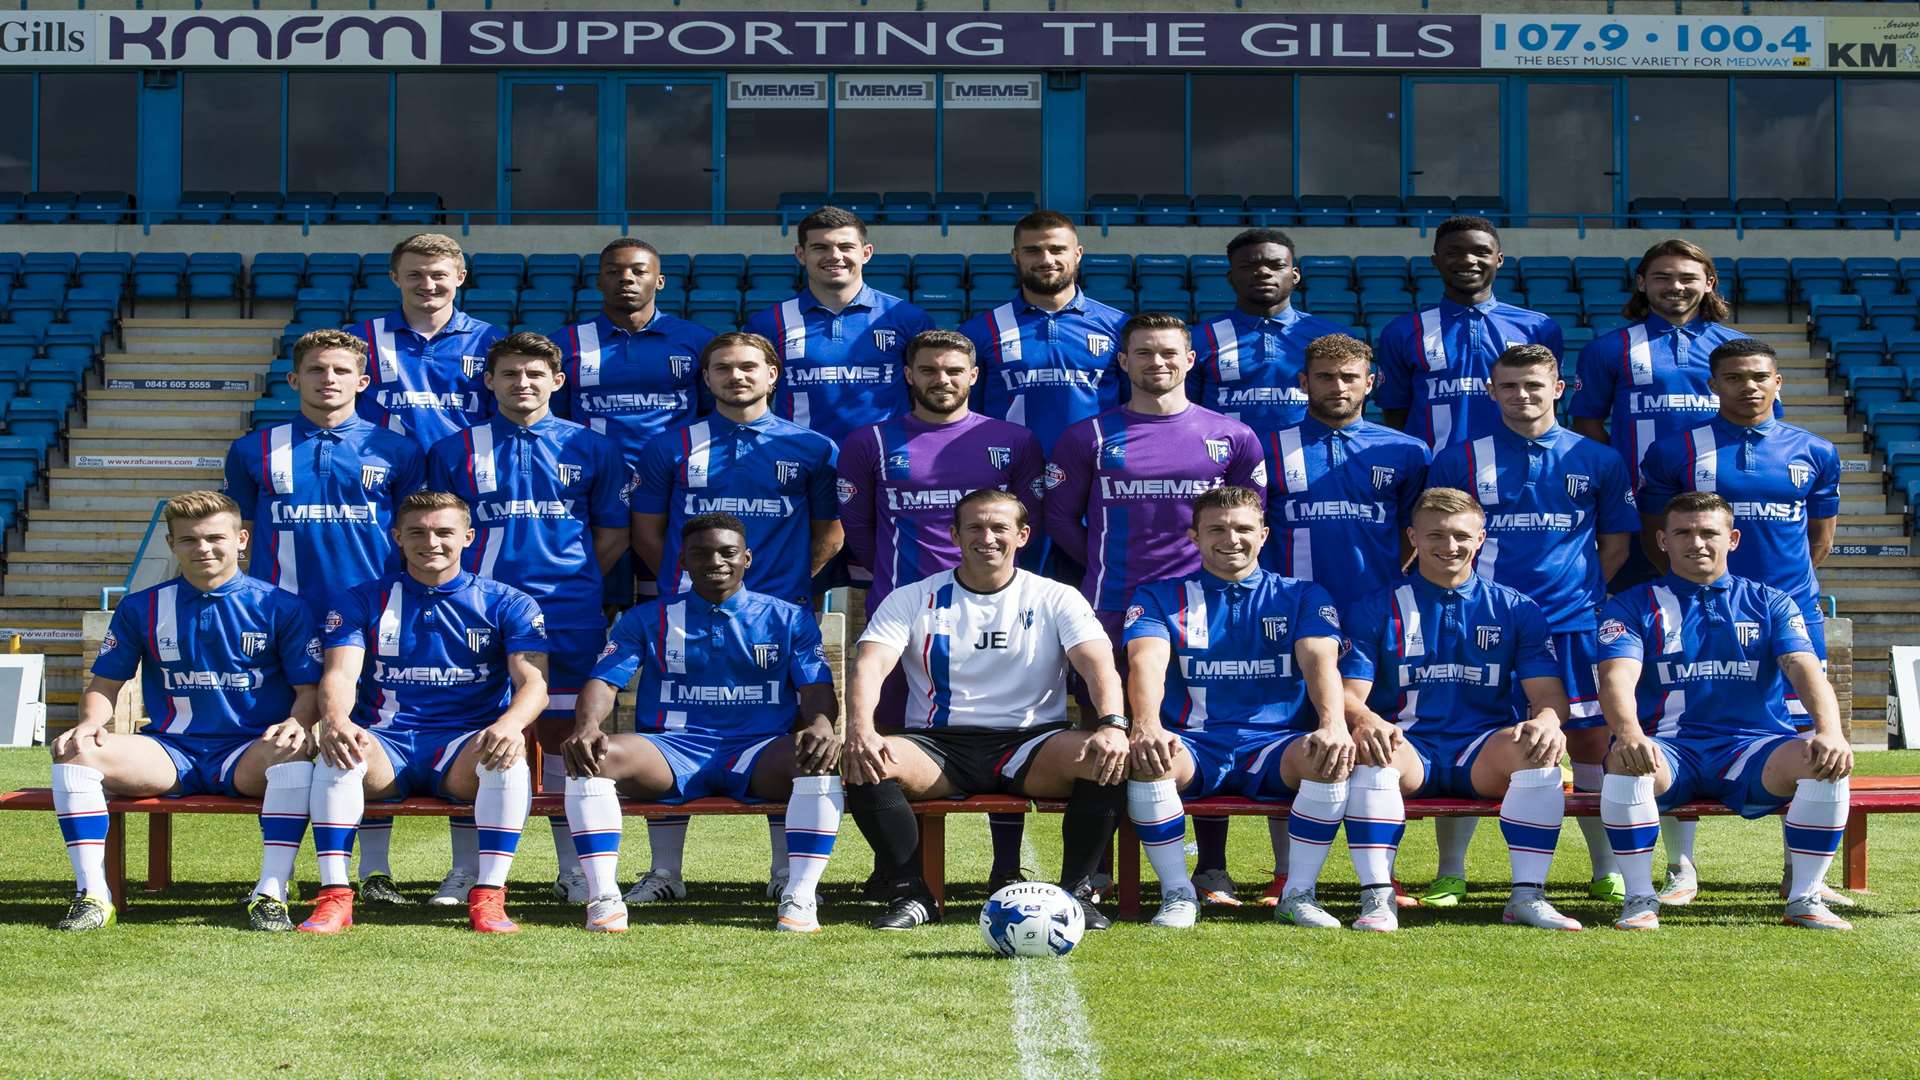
[3,746,1919,1079]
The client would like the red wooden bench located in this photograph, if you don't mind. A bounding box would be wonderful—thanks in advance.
[1111,777,1920,919]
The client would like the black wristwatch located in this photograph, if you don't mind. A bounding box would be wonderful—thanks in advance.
[1093,713,1130,733]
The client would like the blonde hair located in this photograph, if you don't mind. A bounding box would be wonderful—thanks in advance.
[394,490,471,528]
[388,232,465,272]
[163,490,242,538]
[1411,487,1485,523]
[292,328,368,373]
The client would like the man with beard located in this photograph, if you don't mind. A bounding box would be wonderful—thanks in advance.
[835,329,1045,890]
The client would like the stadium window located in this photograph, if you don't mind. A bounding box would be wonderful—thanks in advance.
[1298,76,1399,196]
[724,76,829,221]
[940,77,1042,195]
[1734,78,1834,200]
[0,75,29,192]
[1410,81,1502,199]
[507,81,601,222]
[396,74,497,218]
[833,76,935,194]
[1840,80,1920,200]
[1626,77,1729,201]
[39,73,137,193]
[1526,83,1615,227]
[183,72,281,193]
[1190,75,1292,197]
[1085,74,1185,195]
[288,74,390,194]
[625,82,716,221]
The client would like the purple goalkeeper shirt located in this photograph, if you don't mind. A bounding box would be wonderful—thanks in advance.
[836,411,1046,615]
[1044,403,1267,612]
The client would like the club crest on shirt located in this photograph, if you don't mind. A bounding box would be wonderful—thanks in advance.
[669,355,694,379]
[307,637,324,663]
[1735,621,1761,648]
[1044,463,1067,490]
[1318,605,1341,630]
[361,464,389,489]
[872,328,898,352]
[836,477,857,504]
[598,639,619,661]
[1019,608,1036,628]
[1788,613,1808,635]
[1598,618,1627,645]
[1789,462,1812,488]
[1565,474,1590,499]
[1204,438,1232,465]
[530,612,547,636]
[240,632,268,657]
[467,628,493,652]
[323,610,344,634]
[1263,616,1288,642]
[775,460,802,485]
[988,446,1012,470]
[1476,625,1502,650]
[754,643,781,669]
[1371,466,1396,490]
[1122,604,1145,629]
[462,354,484,378]
[558,463,583,487]
[1087,333,1113,357]
[100,629,119,653]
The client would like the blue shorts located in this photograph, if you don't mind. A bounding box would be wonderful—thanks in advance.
[544,626,607,721]
[1178,728,1307,800]
[368,725,483,799]
[1652,731,1801,819]
[146,732,256,797]
[639,730,782,803]
[1784,617,1828,731]
[1555,629,1603,731]
[1406,728,1505,799]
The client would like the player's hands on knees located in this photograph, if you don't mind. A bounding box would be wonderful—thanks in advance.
[563,728,610,779]
[842,726,896,786]
[476,720,526,772]
[1128,724,1182,778]
[1513,718,1566,768]
[316,719,368,769]
[260,720,310,758]
[50,721,106,759]
[1305,725,1356,780]
[1349,713,1402,767]
[1610,731,1660,776]
[793,716,842,774]
[1078,727,1129,786]
[1806,730,1853,782]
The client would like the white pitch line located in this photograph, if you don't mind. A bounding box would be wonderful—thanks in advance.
[1007,836,1102,1080]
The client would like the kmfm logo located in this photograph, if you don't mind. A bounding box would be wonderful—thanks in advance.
[1829,40,1919,69]
[106,13,434,63]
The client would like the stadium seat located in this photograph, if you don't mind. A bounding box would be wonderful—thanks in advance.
[933,191,985,226]
[1296,195,1350,228]
[1791,258,1847,303]
[468,253,526,293]
[1136,194,1189,227]
[1789,198,1841,230]
[175,190,229,225]
[1870,297,1920,337]
[1737,258,1790,307]
[1830,332,1888,375]
[777,191,827,226]
[1137,283,1192,320]
[690,254,745,292]
[1868,401,1920,449]
[1886,332,1920,370]
[1808,294,1866,342]
[303,252,359,293]
[745,253,798,293]
[1454,195,1505,223]
[829,192,883,222]
[332,192,387,226]
[1842,198,1893,230]
[1629,197,1685,230]
[228,191,282,226]
[1848,257,1901,298]
[966,288,1007,320]
[739,285,786,316]
[386,192,442,225]
[349,284,398,321]
[292,287,352,326]
[459,288,517,327]
[1308,288,1360,324]
[1194,278,1234,311]
[0,325,42,352]
[281,192,333,225]
[8,400,64,446]
[968,254,1017,294]
[20,253,75,292]
[1403,195,1454,228]
[686,287,741,327]
[6,290,61,330]
[881,191,932,225]
[1846,367,1904,413]
[527,254,583,293]
[1244,194,1294,226]
[573,287,604,314]
[518,287,573,328]
[21,190,77,224]
[1192,195,1245,227]
[75,252,132,293]
[1737,197,1790,230]
[1574,257,1630,294]
[0,191,19,226]
[186,254,244,303]
[1349,195,1402,227]
[1135,254,1188,291]
[1685,197,1735,230]
[73,190,132,225]
[1519,256,1574,297]
[60,286,119,329]
[1189,254,1228,281]
[912,254,964,292]
[355,253,390,289]
[1354,256,1409,292]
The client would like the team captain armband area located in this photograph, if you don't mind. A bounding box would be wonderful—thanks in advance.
[1,747,1919,1075]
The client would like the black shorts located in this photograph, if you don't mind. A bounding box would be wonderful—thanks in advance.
[897,723,1070,795]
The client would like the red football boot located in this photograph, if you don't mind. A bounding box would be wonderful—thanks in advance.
[468,885,519,934]
[298,886,354,934]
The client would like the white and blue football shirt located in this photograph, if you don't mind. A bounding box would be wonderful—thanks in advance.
[555,311,716,470]
[1123,568,1342,732]
[1260,417,1431,613]
[1189,306,1356,437]
[590,588,832,740]
[742,285,936,445]
[959,288,1129,455]
[1568,315,1760,487]
[93,575,322,740]
[1375,297,1564,454]
[349,308,504,451]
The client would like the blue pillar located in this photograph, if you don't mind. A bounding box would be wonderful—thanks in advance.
[137,75,182,216]
[1041,74,1085,214]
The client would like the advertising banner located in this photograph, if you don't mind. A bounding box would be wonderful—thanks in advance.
[1482,14,1822,70]
[0,14,94,65]
[1826,16,1920,71]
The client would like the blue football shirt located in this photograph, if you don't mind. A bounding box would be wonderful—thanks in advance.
[1260,417,1431,613]
[555,311,716,470]
[1189,306,1356,437]
[1568,315,1761,487]
[742,285,936,445]
[349,308,504,451]
[960,288,1129,455]
[1374,297,1564,454]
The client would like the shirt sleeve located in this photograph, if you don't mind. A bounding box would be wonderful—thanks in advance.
[1568,335,1617,422]
[321,586,371,651]
[1512,596,1560,682]
[1768,587,1817,658]
[786,607,833,689]
[1425,444,1467,495]
[1336,592,1384,683]
[630,430,676,516]
[222,438,258,523]
[1372,318,1414,412]
[587,438,630,528]
[1120,584,1172,644]
[1594,445,1641,534]
[1594,594,1646,664]
[808,438,840,522]
[1395,443,1432,528]
[90,600,144,681]
[835,429,879,572]
[1227,425,1267,499]
[1806,441,1842,520]
[424,438,458,494]
[858,581,920,653]
[1533,315,1566,360]
[1294,582,1343,641]
[903,303,938,338]
[276,597,323,685]
[1635,437,1683,516]
[588,606,653,689]
[1041,425,1096,564]
[499,588,549,656]
[390,441,428,500]
[1011,429,1047,527]
[1052,583,1111,652]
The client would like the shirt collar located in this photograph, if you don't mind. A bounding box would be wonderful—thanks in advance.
[1297,414,1368,441]
[1715,414,1777,439]
[711,409,778,435]
[493,411,559,438]
[1237,305,1300,329]
[383,307,476,340]
[1494,420,1564,449]
[292,411,367,439]
[184,573,251,599]
[1663,572,1734,595]
[799,284,878,315]
[1020,288,1086,316]
[1199,567,1264,591]
[401,570,475,597]
[1414,571,1482,604]
[593,310,666,338]
[1643,313,1714,338]
[694,586,751,614]
[1439,295,1501,317]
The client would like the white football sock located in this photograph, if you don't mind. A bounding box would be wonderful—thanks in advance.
[449,815,478,875]
[1435,816,1478,878]
[1602,774,1659,897]
[356,817,393,878]
[1285,778,1349,891]
[768,813,789,878]
[783,777,843,905]
[1499,766,1565,888]
[254,760,312,902]
[565,775,623,900]
[310,760,368,888]
[1571,762,1618,878]
[473,760,531,889]
[52,763,110,900]
[1268,817,1290,878]
[542,755,581,877]
[1126,779,1191,892]
[648,816,689,878]
[1345,766,1405,887]
[1784,778,1849,902]
[1660,816,1697,869]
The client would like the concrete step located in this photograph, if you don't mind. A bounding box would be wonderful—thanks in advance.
[1839,472,1886,488]
[1837,516,1905,537]
[67,428,241,459]
[1820,557,1920,579]
[23,509,164,534]
[120,337,276,358]
[1829,581,1920,602]
[2,575,122,598]
[1838,495,1893,515]
[91,385,260,406]
[103,354,273,381]
[48,491,200,512]
[85,407,249,432]
[20,532,144,555]
[48,468,221,493]
[1838,611,1920,629]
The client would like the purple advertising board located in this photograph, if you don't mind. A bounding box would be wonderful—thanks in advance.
[440,12,1480,68]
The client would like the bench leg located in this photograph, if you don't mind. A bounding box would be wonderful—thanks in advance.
[146,814,173,893]
[919,815,946,908]
[1843,808,1868,892]
[1117,819,1141,921]
[105,812,126,907]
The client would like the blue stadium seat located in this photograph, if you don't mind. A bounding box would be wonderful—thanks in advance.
[8,400,64,446]
[1081,253,1132,286]
[0,325,42,351]
[1868,401,1920,450]
[1870,297,1920,337]
[1713,257,1739,300]
[7,290,62,330]
[1403,195,1454,228]
[1846,367,1904,414]
[0,191,19,226]
[1885,332,1920,370]
[174,191,228,225]
[20,253,75,292]
[1584,290,1632,320]
[292,287,352,326]
[777,191,827,226]
[1137,283,1193,320]
[349,284,398,321]
[353,253,390,289]
[1454,195,1506,223]
[526,254,583,293]
[1789,198,1840,230]
[1561,327,1595,360]
[690,254,745,291]
[745,254,798,293]
[21,191,77,224]
[468,253,526,293]
[332,192,387,226]
[1140,194,1192,227]
[1894,199,1920,233]
[282,192,333,225]
[1685,197,1735,230]
[1349,195,1402,227]
[1135,254,1188,290]
[1296,195,1349,228]
[1630,197,1685,230]
[1493,265,1522,296]
[186,254,244,303]
[573,287,604,314]
[1193,195,1245,227]
[251,399,301,430]
[1841,198,1893,230]
[1848,257,1901,298]
[387,192,442,226]
[1791,258,1847,303]
[686,287,741,328]
[460,288,518,327]
[518,287,573,328]
[1194,278,1234,311]
[75,252,132,294]
[1299,255,1353,290]
[827,192,881,222]
[968,254,1017,294]
[913,289,965,327]
[912,254,964,292]
[1520,257,1574,297]
[1081,270,1130,299]
[1807,294,1866,342]
[933,192,985,226]
[25,351,88,398]
[985,191,1036,224]
[1083,194,1138,229]
[74,191,131,225]
[44,323,101,359]
[881,191,932,225]
[1737,258,1789,306]
[1574,257,1630,294]
[303,252,359,293]
[1354,256,1409,291]
[1308,288,1360,323]
[1828,332,1886,375]
[228,191,282,226]
[61,286,119,327]
[1737,197,1790,230]
[1245,194,1294,226]
[1189,254,1228,281]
